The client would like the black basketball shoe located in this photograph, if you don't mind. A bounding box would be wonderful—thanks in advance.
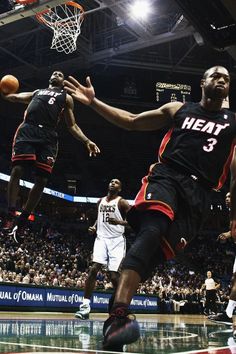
[103,304,140,350]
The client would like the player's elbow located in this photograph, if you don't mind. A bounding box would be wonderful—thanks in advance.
[124,115,139,131]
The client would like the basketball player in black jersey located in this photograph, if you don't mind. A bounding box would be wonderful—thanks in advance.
[64,66,236,349]
[2,71,100,242]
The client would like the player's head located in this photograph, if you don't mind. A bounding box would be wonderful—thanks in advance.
[49,71,64,87]
[225,192,231,208]
[108,179,122,194]
[207,270,212,278]
[201,66,230,101]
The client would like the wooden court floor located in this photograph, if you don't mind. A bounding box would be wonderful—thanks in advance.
[0,312,234,354]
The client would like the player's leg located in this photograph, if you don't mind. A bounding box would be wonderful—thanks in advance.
[84,262,103,300]
[7,164,25,214]
[19,139,57,226]
[114,211,169,302]
[75,262,103,319]
[103,210,170,349]
[75,237,107,319]
[7,132,36,241]
[8,131,36,215]
[24,175,48,214]
[107,236,126,313]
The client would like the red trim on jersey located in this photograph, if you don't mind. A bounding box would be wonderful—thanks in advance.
[158,127,174,161]
[213,141,236,190]
[12,154,36,162]
[160,237,175,260]
[134,176,174,220]
[35,161,53,173]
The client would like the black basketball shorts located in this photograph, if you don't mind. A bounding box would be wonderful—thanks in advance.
[128,162,211,259]
[12,123,58,175]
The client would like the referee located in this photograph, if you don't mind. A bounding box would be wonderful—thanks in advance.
[201,271,220,315]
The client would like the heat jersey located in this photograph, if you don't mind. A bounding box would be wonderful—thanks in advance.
[97,196,125,238]
[24,87,67,129]
[159,102,236,189]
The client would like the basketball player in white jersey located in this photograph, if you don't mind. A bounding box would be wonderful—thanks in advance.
[75,178,130,319]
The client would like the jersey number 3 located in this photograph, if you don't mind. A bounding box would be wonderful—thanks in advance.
[203,138,217,152]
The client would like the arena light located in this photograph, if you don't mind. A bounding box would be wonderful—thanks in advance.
[129,0,151,20]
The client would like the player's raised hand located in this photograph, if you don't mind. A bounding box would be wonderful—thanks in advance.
[86,140,100,157]
[64,76,95,105]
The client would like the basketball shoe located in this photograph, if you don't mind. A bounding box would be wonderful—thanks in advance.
[208,312,233,325]
[8,211,29,243]
[75,304,91,320]
[103,304,140,350]
[9,224,22,243]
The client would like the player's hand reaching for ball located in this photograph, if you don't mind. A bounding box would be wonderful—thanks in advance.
[64,76,95,105]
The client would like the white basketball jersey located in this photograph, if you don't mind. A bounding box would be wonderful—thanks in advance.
[97,196,125,238]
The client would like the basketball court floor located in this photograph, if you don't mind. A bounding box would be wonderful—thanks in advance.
[0,312,234,354]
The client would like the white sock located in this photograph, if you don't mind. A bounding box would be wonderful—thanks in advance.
[226,299,236,318]
[83,298,91,306]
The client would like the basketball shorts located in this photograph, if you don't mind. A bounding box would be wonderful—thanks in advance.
[12,123,58,175]
[92,235,126,272]
[127,162,211,260]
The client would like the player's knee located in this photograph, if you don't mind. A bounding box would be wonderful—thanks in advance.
[11,165,24,179]
[109,271,119,287]
[121,226,163,280]
[88,263,101,279]
[34,176,48,188]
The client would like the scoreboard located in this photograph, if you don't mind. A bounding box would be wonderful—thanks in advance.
[156,82,191,103]
[156,82,230,108]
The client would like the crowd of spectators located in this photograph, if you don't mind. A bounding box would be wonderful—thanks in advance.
[0,199,233,314]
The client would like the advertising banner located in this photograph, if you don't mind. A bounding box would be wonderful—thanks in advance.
[0,284,158,312]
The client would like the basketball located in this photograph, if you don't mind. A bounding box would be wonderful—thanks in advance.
[0,74,19,94]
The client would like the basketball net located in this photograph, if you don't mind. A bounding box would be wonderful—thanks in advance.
[36,1,84,54]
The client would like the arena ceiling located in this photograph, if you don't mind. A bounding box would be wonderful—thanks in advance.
[0,0,236,86]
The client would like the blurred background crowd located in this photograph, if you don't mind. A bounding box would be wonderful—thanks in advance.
[0,198,233,315]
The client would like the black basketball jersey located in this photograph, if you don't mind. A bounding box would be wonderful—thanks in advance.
[24,87,67,129]
[159,102,236,190]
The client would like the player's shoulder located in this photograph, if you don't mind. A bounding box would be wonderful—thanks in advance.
[161,101,185,117]
[118,197,131,210]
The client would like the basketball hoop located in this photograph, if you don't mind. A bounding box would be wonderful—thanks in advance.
[36,1,84,54]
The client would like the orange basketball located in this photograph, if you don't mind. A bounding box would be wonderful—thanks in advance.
[0,75,19,94]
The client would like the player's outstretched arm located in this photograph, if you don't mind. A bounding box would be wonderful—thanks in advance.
[64,94,100,157]
[64,76,95,105]
[64,76,183,131]
[1,91,34,104]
